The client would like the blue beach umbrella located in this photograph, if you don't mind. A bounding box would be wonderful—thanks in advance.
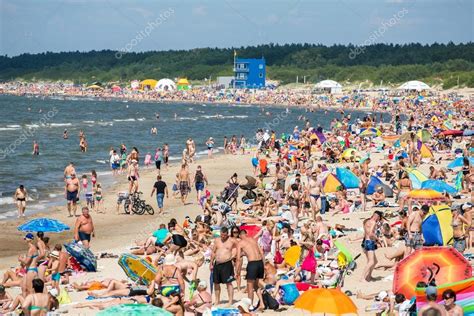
[448,157,474,169]
[421,179,458,195]
[463,130,474,136]
[18,217,70,233]
[64,242,97,272]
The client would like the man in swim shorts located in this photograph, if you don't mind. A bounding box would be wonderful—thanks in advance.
[361,211,381,283]
[178,164,190,205]
[74,207,95,248]
[14,185,28,218]
[236,229,264,308]
[210,227,237,305]
[65,173,80,217]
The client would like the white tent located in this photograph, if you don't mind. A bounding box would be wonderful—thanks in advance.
[314,80,343,94]
[155,78,176,91]
[397,80,430,91]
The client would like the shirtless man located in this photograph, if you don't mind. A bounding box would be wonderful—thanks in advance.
[127,160,139,194]
[275,164,288,192]
[74,207,95,248]
[236,229,264,308]
[65,173,80,217]
[361,211,381,282]
[14,185,28,218]
[52,244,69,285]
[405,205,428,257]
[314,216,330,242]
[210,227,236,305]
[178,164,191,205]
[175,258,201,283]
[186,138,196,163]
[307,172,323,218]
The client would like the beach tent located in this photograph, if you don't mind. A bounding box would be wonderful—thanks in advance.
[397,80,431,91]
[322,173,343,193]
[419,143,434,159]
[366,176,394,197]
[421,179,457,195]
[394,246,471,299]
[314,80,342,94]
[336,167,360,189]
[140,79,158,90]
[417,129,432,142]
[448,156,474,169]
[86,84,103,90]
[422,204,453,246]
[415,277,474,314]
[406,168,429,189]
[155,78,176,92]
[177,78,190,91]
[111,85,122,92]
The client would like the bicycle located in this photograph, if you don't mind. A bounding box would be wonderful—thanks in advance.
[124,192,154,215]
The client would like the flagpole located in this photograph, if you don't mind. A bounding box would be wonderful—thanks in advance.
[233,50,236,89]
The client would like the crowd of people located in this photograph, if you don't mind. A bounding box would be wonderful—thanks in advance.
[1,90,473,316]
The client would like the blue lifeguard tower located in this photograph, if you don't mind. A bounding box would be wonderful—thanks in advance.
[233,54,265,89]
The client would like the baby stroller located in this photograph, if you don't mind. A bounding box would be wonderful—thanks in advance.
[219,181,239,209]
[240,176,258,203]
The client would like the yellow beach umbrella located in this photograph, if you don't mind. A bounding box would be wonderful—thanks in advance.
[283,245,301,267]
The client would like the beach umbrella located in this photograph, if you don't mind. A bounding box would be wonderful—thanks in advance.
[393,247,471,298]
[97,304,172,316]
[336,167,360,189]
[440,129,463,137]
[283,245,301,268]
[18,218,70,233]
[295,288,357,315]
[366,176,393,197]
[340,148,359,160]
[418,143,434,159]
[64,242,97,272]
[421,180,457,195]
[447,157,474,169]
[406,168,429,189]
[382,134,400,143]
[400,132,419,142]
[239,225,261,238]
[463,129,474,136]
[422,205,453,246]
[417,129,432,142]
[415,277,474,314]
[359,127,381,137]
[118,254,157,285]
[408,189,445,201]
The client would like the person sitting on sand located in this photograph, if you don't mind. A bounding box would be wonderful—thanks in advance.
[372,187,387,206]
[184,280,212,315]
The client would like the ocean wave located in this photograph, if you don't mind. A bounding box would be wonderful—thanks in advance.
[26,124,40,128]
[168,156,182,161]
[50,123,72,127]
[83,120,95,124]
[48,193,59,198]
[0,197,15,205]
[137,118,146,121]
[0,210,18,220]
[0,127,20,131]
[178,117,198,121]
[7,124,21,128]
[96,160,107,164]
[113,118,135,122]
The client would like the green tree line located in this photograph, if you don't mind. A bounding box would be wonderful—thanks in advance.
[0,43,473,88]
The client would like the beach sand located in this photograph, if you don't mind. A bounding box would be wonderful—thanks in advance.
[0,150,467,315]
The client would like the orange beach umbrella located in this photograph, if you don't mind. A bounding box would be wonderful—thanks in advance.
[393,247,471,298]
[295,288,357,315]
[408,189,445,201]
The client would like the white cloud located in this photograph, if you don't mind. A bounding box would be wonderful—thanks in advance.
[192,6,207,16]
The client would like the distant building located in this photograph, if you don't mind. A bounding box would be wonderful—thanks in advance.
[233,57,265,89]
[217,76,234,88]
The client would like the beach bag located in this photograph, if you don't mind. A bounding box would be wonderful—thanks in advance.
[274,249,284,265]
[262,289,279,310]
[301,248,317,273]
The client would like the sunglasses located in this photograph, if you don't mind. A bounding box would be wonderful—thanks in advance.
[443,295,453,300]
[232,231,239,234]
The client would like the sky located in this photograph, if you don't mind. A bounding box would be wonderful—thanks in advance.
[0,0,472,56]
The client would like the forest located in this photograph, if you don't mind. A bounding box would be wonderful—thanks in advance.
[0,43,473,88]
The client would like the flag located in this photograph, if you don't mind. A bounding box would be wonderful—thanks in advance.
[234,50,237,57]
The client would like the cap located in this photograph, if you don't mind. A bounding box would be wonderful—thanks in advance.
[24,233,34,240]
[426,286,437,297]
[198,280,207,288]
[378,291,388,301]
[234,298,252,313]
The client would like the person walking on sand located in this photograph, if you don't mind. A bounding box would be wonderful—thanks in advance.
[405,205,428,257]
[14,185,28,218]
[206,137,214,159]
[178,164,190,205]
[74,207,95,248]
[193,165,208,202]
[32,140,39,156]
[236,229,264,309]
[127,160,139,194]
[163,143,170,170]
[151,175,168,214]
[210,227,237,305]
[65,173,80,217]
[361,211,382,282]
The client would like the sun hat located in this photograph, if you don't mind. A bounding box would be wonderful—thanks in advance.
[163,254,177,265]
[50,250,60,259]
[378,291,388,301]
[198,280,207,288]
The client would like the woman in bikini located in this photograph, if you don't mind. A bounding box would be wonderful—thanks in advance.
[397,172,412,213]
[155,254,184,298]
[451,208,469,254]
[19,234,40,296]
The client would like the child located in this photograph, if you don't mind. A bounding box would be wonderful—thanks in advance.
[81,175,88,202]
[94,183,103,213]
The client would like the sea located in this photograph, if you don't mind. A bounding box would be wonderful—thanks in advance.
[0,94,391,219]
